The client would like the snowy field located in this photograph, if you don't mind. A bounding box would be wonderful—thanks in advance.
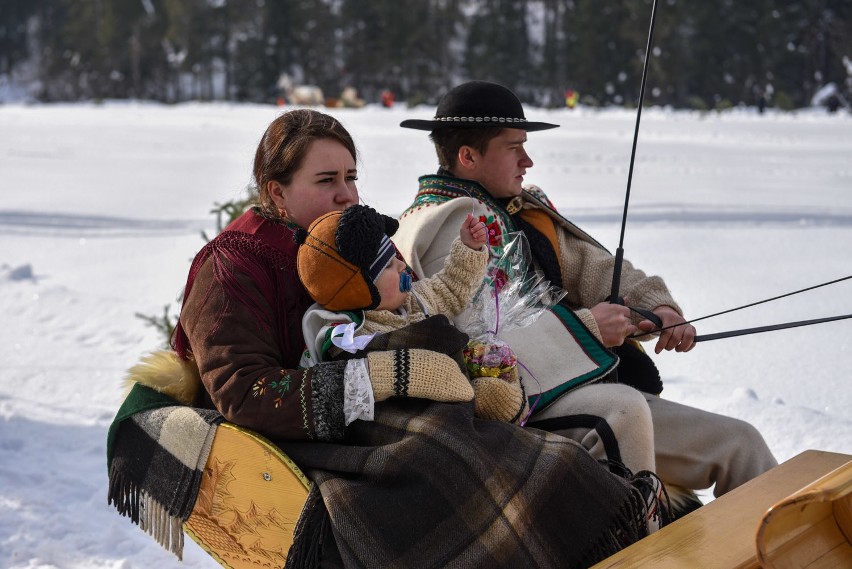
[1,101,851,568]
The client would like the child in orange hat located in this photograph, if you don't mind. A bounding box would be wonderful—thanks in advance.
[295,204,528,424]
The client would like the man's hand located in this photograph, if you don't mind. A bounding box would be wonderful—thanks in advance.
[589,302,639,347]
[460,213,488,250]
[637,305,696,354]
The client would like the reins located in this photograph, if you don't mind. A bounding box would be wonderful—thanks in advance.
[630,275,852,342]
[609,0,849,344]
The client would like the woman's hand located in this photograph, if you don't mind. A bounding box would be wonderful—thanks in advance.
[366,349,474,402]
[472,367,528,424]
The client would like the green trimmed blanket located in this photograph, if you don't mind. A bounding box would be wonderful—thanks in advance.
[108,373,648,568]
[106,384,222,558]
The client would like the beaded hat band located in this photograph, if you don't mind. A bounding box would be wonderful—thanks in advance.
[400,81,559,132]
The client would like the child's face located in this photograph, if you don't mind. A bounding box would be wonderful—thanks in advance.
[375,257,409,311]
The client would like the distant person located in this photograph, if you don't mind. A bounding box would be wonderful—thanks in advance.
[393,80,779,513]
[755,87,767,114]
[381,89,395,108]
[565,89,579,109]
[827,94,840,113]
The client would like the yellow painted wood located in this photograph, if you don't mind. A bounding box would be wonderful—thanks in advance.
[184,423,312,569]
[756,458,852,569]
[590,450,852,569]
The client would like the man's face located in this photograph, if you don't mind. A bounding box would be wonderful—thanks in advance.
[468,128,533,198]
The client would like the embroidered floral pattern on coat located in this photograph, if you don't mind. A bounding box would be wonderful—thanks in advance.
[252,370,293,408]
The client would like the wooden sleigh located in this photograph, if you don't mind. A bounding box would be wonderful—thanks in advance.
[184,422,851,569]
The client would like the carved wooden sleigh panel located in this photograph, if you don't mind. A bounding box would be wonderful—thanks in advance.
[183,423,311,569]
[756,457,852,569]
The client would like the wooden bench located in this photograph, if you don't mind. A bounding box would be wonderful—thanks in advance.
[590,450,852,569]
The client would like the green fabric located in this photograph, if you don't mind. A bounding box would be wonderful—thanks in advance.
[320,310,364,360]
[408,174,607,252]
[532,303,618,409]
[106,383,181,471]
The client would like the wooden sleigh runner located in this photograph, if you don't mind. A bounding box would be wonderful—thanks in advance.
[184,423,851,569]
[183,423,311,569]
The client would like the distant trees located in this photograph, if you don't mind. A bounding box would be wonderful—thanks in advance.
[2,0,850,109]
[339,0,464,104]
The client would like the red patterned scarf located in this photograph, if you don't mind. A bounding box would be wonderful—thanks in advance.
[172,208,312,363]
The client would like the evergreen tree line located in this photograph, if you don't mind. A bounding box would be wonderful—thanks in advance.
[2,0,850,109]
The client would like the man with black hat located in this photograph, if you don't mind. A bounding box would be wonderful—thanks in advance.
[393,80,777,513]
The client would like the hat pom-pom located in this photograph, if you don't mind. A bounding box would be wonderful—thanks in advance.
[384,216,399,237]
[338,205,384,267]
[292,227,309,244]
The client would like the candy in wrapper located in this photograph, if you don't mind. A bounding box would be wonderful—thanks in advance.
[464,338,518,382]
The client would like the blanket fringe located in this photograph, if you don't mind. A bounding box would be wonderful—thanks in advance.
[108,463,185,560]
[285,484,331,569]
[577,485,648,568]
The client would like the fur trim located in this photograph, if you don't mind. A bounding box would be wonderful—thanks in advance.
[123,350,201,406]
[664,483,704,520]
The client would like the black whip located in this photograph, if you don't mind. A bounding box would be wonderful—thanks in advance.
[609,0,662,331]
[609,0,661,327]
[607,0,849,344]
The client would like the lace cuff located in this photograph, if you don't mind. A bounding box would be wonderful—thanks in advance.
[343,359,375,425]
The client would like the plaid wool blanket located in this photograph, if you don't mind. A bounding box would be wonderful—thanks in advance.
[281,398,647,568]
[106,384,222,558]
[281,317,647,568]
[108,319,647,567]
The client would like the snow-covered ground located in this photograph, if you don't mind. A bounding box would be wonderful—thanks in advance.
[1,101,851,568]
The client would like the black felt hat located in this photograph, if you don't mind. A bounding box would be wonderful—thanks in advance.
[400,81,559,132]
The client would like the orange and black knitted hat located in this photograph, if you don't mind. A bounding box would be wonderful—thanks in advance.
[294,205,399,311]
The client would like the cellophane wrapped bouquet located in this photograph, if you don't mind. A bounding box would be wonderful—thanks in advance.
[463,232,567,385]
